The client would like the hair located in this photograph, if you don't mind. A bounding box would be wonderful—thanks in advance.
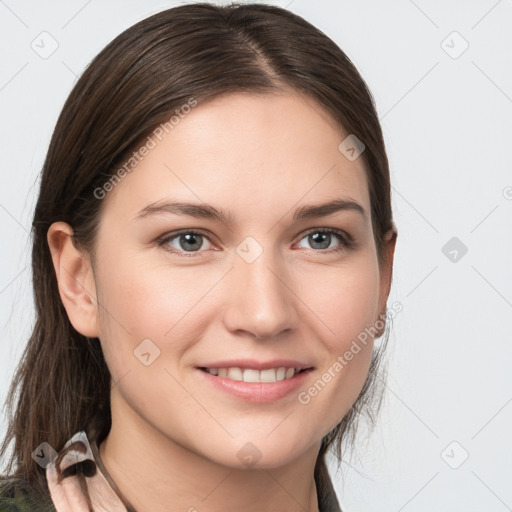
[0,1,395,501]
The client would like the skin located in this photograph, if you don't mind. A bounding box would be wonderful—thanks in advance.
[48,91,396,512]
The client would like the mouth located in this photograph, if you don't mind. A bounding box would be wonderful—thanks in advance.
[195,361,314,402]
[198,366,309,383]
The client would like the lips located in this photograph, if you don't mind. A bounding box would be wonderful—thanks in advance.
[196,359,314,389]
[196,363,313,403]
[199,366,302,383]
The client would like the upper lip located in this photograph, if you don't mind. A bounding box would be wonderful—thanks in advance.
[197,359,314,371]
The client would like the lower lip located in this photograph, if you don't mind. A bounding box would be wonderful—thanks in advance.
[195,368,312,403]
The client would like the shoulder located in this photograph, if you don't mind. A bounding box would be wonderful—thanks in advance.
[0,476,56,512]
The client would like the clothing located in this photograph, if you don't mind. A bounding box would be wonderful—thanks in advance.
[1,430,342,511]
[46,431,133,511]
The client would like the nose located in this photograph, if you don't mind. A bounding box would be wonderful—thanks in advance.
[222,247,300,340]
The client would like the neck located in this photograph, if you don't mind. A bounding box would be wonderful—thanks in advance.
[98,389,321,512]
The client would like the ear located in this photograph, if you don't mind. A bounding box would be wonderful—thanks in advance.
[47,222,99,338]
[376,227,398,336]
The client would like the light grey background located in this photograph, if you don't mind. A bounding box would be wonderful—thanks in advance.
[1,1,511,510]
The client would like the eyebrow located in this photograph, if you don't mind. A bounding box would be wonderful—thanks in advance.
[134,198,366,224]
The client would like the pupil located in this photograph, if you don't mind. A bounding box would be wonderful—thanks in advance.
[180,234,201,251]
[310,232,330,250]
[178,233,332,252]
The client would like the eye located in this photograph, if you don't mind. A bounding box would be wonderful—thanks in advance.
[296,228,354,253]
[158,230,214,256]
[157,227,354,257]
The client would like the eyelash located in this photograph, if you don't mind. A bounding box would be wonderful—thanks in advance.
[157,228,355,257]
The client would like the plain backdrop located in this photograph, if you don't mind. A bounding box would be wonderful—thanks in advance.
[1,1,511,511]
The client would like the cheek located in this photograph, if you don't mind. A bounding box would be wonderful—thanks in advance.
[92,254,210,433]
[95,247,201,337]
[93,250,221,377]
[302,250,381,344]
[294,254,381,428]
[93,252,166,376]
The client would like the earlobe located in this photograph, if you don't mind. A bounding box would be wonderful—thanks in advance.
[376,227,398,337]
[382,227,397,296]
[47,222,99,338]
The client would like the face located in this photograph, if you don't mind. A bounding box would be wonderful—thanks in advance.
[89,91,392,469]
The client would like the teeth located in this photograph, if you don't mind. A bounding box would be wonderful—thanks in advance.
[260,369,276,382]
[204,366,301,383]
[244,369,260,382]
[276,367,286,381]
[227,367,243,381]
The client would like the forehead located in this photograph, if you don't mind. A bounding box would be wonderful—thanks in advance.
[102,91,371,223]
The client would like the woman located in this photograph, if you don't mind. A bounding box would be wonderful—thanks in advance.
[0,3,397,511]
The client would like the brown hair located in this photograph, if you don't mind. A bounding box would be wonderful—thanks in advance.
[0,1,395,500]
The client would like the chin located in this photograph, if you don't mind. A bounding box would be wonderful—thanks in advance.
[202,434,318,471]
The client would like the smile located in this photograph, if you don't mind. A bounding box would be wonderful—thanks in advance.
[196,361,313,402]
[199,367,303,383]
